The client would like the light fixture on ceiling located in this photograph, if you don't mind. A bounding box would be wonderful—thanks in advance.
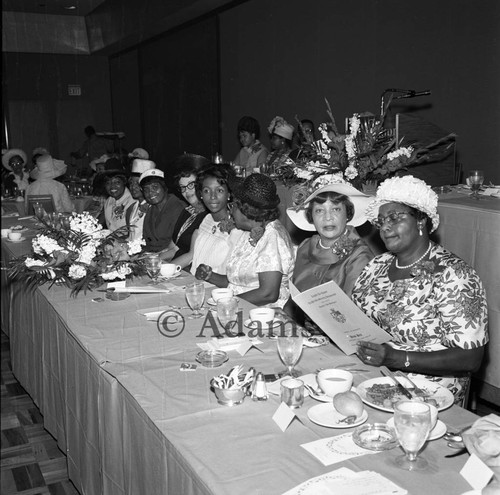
[64,5,77,9]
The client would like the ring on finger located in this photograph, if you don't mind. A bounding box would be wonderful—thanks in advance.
[366,356,372,361]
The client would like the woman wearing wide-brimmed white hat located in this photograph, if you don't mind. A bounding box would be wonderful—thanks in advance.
[25,154,73,213]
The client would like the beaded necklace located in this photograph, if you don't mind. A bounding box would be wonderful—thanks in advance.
[395,243,432,270]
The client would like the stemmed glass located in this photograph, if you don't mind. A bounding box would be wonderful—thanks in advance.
[185,282,205,319]
[144,254,162,285]
[393,400,432,471]
[277,329,303,377]
[216,297,239,335]
[468,170,484,200]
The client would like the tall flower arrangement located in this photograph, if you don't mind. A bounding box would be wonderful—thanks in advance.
[275,98,456,192]
[9,212,145,296]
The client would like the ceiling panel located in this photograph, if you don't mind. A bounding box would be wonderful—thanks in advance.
[2,0,107,16]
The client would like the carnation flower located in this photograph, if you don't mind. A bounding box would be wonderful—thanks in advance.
[68,264,87,280]
[348,114,361,137]
[128,238,146,256]
[387,146,414,161]
[294,168,314,180]
[32,234,62,256]
[345,135,357,160]
[344,165,359,180]
[70,212,102,234]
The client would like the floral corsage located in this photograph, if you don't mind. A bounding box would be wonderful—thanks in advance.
[249,226,265,247]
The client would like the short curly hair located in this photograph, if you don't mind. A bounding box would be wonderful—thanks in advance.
[237,116,260,139]
[195,163,235,201]
[305,192,354,224]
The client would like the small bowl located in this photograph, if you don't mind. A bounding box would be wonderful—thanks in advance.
[249,307,275,324]
[352,423,399,451]
[211,378,247,406]
[316,369,353,398]
[1,228,11,238]
[195,350,228,368]
[8,232,22,241]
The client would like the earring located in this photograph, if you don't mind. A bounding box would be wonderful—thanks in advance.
[418,225,423,236]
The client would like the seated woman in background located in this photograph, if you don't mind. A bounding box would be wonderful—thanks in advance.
[233,116,268,176]
[2,148,30,197]
[352,176,488,404]
[190,164,243,276]
[263,116,295,175]
[139,168,185,257]
[26,154,73,213]
[160,154,209,269]
[196,174,294,308]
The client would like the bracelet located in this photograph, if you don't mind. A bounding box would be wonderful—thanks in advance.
[404,351,410,368]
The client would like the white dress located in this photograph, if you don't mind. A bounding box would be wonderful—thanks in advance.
[190,215,244,275]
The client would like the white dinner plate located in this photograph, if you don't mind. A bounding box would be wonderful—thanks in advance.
[386,417,447,441]
[6,236,26,243]
[307,402,368,429]
[356,376,454,412]
[309,385,357,403]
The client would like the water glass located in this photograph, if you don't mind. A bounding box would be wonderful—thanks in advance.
[216,297,239,334]
[277,330,303,377]
[393,400,432,471]
[185,282,205,319]
[468,170,484,200]
[144,254,162,284]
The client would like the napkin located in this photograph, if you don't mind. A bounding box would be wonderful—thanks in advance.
[282,467,407,495]
[301,433,378,466]
[480,187,500,197]
[197,336,263,353]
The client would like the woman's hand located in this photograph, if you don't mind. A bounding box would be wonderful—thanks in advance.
[357,341,389,367]
[195,264,212,282]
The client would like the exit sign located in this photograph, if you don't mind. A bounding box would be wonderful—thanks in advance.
[68,85,81,96]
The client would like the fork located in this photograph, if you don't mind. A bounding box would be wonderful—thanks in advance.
[394,371,429,398]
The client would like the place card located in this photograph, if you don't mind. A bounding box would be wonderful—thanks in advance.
[236,340,264,356]
[460,453,494,491]
[273,402,300,432]
[301,433,378,466]
[107,280,126,289]
[197,336,263,353]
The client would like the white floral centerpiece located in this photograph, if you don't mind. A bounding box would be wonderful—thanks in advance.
[9,212,146,296]
[276,98,456,197]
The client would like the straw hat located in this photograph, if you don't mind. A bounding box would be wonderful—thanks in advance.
[30,154,67,180]
[2,149,28,171]
[365,175,439,232]
[231,173,280,209]
[287,182,371,230]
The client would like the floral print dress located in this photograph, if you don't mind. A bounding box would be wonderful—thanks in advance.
[352,242,488,403]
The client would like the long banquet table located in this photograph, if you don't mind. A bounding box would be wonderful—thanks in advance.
[0,215,482,495]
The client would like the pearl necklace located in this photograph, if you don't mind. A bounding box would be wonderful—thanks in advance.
[395,243,432,270]
[318,229,348,250]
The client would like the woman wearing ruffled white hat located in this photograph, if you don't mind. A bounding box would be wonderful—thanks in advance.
[352,175,488,405]
[25,154,73,213]
[263,116,295,175]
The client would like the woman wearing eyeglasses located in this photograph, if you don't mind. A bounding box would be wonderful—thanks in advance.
[163,155,209,269]
[352,176,488,405]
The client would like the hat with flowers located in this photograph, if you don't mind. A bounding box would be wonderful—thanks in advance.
[365,175,440,232]
[128,148,149,159]
[268,116,294,141]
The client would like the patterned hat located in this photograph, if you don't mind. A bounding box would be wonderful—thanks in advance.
[2,149,28,171]
[231,173,280,209]
[268,116,294,141]
[365,175,439,232]
[139,168,165,184]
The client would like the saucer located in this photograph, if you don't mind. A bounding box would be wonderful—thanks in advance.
[207,298,216,306]
[307,403,368,429]
[6,236,26,243]
[244,318,282,329]
[386,417,447,441]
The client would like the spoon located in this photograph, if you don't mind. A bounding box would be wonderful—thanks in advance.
[337,415,357,425]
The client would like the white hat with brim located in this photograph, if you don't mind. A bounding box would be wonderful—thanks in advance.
[365,175,440,233]
[30,154,67,180]
[287,182,371,230]
[131,159,156,176]
[128,148,149,159]
[2,149,28,171]
[139,168,164,184]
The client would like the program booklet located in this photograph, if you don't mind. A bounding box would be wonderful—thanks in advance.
[290,280,391,355]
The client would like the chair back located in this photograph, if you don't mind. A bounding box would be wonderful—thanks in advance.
[27,194,56,215]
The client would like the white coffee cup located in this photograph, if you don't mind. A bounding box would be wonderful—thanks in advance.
[211,288,234,302]
[160,263,181,277]
[1,228,11,238]
[249,307,275,324]
[427,402,438,430]
[316,369,353,398]
[8,231,22,241]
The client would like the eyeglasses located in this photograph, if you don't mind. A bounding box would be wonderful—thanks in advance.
[179,181,196,193]
[372,211,414,230]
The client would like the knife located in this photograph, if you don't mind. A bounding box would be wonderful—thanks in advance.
[380,366,413,400]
